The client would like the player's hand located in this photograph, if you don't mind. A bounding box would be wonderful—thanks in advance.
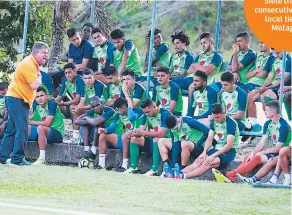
[188,64,198,74]
[204,155,215,166]
[132,129,143,137]
[227,65,232,72]
[259,86,267,94]
[98,128,106,134]
[232,44,240,54]
[233,73,240,82]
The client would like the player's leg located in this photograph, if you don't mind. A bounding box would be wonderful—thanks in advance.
[97,133,118,169]
[181,141,194,168]
[279,147,291,185]
[81,125,93,156]
[283,91,291,120]
[158,138,172,177]
[247,90,260,118]
[148,137,161,176]
[126,136,145,173]
[260,90,277,111]
[188,84,195,106]
[69,104,80,144]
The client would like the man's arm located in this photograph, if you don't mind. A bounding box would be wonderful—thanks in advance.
[232,88,247,120]
[29,115,54,127]
[29,71,42,90]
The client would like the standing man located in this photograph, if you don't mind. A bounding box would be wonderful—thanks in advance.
[0,42,48,166]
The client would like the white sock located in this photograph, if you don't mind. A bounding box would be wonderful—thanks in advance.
[73,130,80,139]
[250,117,258,125]
[91,146,97,155]
[269,174,279,184]
[122,158,128,169]
[39,150,46,160]
[98,154,106,168]
[284,173,291,180]
[84,146,90,152]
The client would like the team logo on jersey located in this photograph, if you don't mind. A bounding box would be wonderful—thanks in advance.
[125,123,132,129]
[257,65,261,69]
[174,65,179,70]
[276,68,281,75]
[198,102,203,108]
[232,94,236,99]
[41,117,46,121]
[73,92,77,99]
[99,57,105,64]
[272,134,278,141]
[217,133,225,142]
[227,103,233,112]
[114,95,119,99]
[161,99,168,105]
[199,61,205,66]
[154,126,159,132]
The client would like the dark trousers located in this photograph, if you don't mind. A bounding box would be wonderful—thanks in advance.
[0,97,29,163]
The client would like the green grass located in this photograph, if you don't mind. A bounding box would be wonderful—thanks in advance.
[0,165,290,215]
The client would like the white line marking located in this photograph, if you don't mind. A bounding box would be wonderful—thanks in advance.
[0,202,109,215]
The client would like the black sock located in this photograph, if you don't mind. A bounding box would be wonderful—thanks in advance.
[163,159,171,167]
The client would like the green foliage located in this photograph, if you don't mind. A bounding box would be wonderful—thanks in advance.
[0,0,53,75]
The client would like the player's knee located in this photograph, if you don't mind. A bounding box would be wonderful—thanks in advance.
[37,125,46,134]
[279,147,289,157]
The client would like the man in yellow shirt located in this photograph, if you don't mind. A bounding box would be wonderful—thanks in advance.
[0,42,48,166]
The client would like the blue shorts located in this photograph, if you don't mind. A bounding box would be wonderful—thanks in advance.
[29,125,63,144]
[207,148,236,169]
[190,144,204,160]
[246,83,260,93]
[172,77,193,90]
[265,153,279,159]
[106,134,123,151]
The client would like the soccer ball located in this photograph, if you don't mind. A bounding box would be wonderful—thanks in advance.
[78,158,94,169]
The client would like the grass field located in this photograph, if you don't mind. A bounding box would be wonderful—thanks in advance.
[0,165,290,215]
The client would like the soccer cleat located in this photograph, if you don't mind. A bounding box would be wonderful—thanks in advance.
[83,151,97,160]
[212,168,231,183]
[236,173,253,184]
[93,164,104,170]
[114,166,127,172]
[123,167,138,174]
[144,169,158,177]
[174,163,184,179]
[163,162,174,178]
[32,159,47,165]
[0,160,6,165]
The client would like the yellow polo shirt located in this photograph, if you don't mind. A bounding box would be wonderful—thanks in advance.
[7,55,40,107]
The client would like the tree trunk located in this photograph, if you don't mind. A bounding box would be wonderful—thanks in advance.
[48,0,71,75]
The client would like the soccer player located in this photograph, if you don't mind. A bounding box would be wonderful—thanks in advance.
[187,70,218,126]
[121,69,146,108]
[91,27,115,84]
[140,28,170,86]
[159,115,209,178]
[214,101,291,183]
[55,63,84,144]
[126,99,172,176]
[103,66,123,107]
[67,28,94,71]
[219,72,250,133]
[110,29,142,76]
[175,104,239,179]
[29,87,64,164]
[246,42,275,125]
[75,96,121,159]
[188,32,223,85]
[169,30,195,90]
[97,98,144,171]
[70,68,107,120]
[228,32,256,91]
[152,66,183,116]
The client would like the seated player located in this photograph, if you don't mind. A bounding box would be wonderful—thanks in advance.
[175,104,239,179]
[169,30,195,90]
[70,68,107,121]
[187,70,218,127]
[55,63,84,144]
[126,99,172,176]
[214,101,291,183]
[96,98,144,172]
[91,27,115,84]
[104,66,123,107]
[140,28,170,86]
[28,87,64,164]
[187,32,223,99]
[0,82,9,137]
[219,72,251,135]
[159,115,209,178]
[121,69,146,108]
[110,29,142,77]
[246,42,275,125]
[228,32,256,91]
[259,51,291,115]
[152,66,183,116]
[75,96,120,160]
